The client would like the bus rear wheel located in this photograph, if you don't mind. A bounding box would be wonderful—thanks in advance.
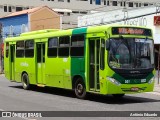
[22,73,30,90]
[74,78,86,99]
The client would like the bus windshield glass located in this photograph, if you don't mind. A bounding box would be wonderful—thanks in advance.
[108,38,154,69]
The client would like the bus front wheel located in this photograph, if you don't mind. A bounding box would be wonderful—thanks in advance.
[22,73,30,90]
[74,78,86,99]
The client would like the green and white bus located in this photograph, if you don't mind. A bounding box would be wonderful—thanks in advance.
[4,25,155,99]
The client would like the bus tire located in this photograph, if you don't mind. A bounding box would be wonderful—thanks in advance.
[112,94,125,98]
[22,73,30,90]
[74,78,86,99]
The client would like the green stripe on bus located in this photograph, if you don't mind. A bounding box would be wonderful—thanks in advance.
[71,27,87,84]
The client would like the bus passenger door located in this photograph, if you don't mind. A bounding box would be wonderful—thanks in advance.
[36,43,45,84]
[10,45,15,80]
[89,38,100,92]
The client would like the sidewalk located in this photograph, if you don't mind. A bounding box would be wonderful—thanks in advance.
[154,71,160,93]
[154,79,160,93]
[154,84,160,93]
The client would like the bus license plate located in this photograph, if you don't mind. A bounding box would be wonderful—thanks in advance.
[131,87,139,91]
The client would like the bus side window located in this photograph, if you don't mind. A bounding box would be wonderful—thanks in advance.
[6,42,9,58]
[16,41,24,58]
[100,39,105,70]
[58,36,70,57]
[25,40,34,58]
[71,34,84,57]
[48,37,58,57]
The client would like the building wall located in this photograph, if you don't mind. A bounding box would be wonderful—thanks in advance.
[30,7,60,31]
[0,0,158,29]
[0,0,158,11]
[0,14,29,39]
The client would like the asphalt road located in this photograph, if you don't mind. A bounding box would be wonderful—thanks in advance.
[0,75,160,120]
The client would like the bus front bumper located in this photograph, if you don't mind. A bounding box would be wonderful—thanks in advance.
[100,80,154,95]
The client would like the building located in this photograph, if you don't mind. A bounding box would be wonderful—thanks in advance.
[0,0,160,29]
[0,6,61,39]
[0,6,61,73]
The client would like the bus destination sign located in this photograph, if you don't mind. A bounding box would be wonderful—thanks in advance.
[112,27,152,36]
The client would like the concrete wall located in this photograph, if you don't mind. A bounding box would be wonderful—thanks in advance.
[0,0,158,29]
[30,7,60,31]
[0,0,159,11]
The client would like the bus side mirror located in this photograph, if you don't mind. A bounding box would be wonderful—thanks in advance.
[106,40,110,50]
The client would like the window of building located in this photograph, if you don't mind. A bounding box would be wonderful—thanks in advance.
[4,6,7,12]
[25,7,29,9]
[144,3,148,6]
[58,12,64,15]
[128,2,133,7]
[6,42,9,58]
[149,3,153,6]
[124,1,126,7]
[58,0,64,2]
[25,40,34,57]
[135,3,138,7]
[120,2,123,6]
[96,0,101,5]
[58,36,70,57]
[48,37,58,57]
[67,13,70,16]
[16,41,24,57]
[104,0,106,5]
[16,7,23,11]
[112,1,117,6]
[67,0,70,2]
[139,3,141,7]
[107,0,110,6]
[71,35,84,57]
[8,6,12,12]
[90,0,92,4]
[80,11,87,14]
[72,11,79,14]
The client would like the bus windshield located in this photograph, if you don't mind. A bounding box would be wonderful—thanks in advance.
[108,38,154,69]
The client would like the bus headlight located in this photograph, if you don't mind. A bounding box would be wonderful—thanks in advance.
[107,77,121,86]
[148,77,154,84]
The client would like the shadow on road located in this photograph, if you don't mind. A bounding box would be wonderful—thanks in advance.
[9,85,160,105]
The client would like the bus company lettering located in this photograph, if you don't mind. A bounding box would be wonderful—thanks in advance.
[20,62,29,67]
[124,17,147,27]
